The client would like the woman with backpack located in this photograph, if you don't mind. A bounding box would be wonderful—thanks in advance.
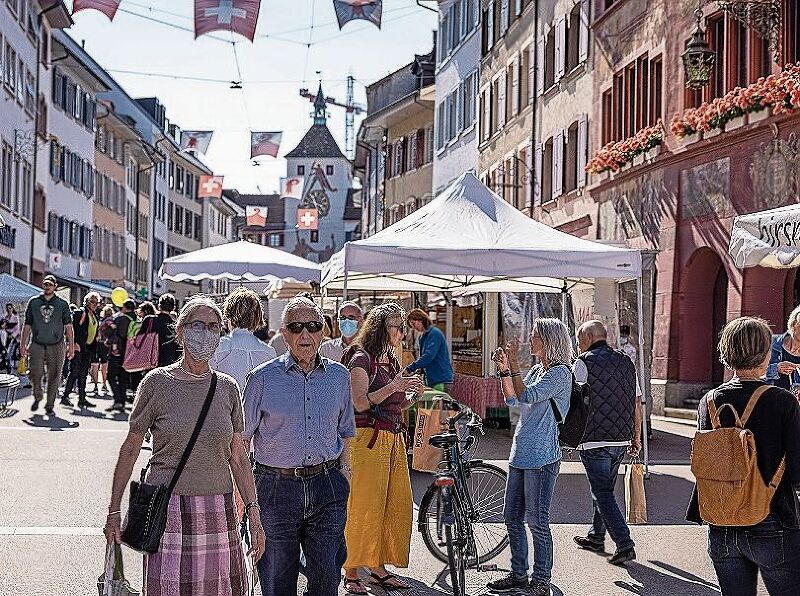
[490,318,573,596]
[687,316,800,595]
[341,303,424,594]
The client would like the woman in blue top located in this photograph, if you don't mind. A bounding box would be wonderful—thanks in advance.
[766,305,800,394]
[405,309,454,392]
[489,318,573,596]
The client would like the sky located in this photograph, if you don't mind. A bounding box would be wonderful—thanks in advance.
[66,0,438,193]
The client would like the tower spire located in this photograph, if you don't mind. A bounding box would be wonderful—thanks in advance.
[313,84,327,125]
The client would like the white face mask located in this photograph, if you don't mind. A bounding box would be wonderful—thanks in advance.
[182,327,220,362]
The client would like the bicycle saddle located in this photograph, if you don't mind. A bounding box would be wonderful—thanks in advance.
[429,432,459,448]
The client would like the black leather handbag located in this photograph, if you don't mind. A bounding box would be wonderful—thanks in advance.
[122,373,218,553]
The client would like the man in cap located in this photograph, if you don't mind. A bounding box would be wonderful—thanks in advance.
[20,275,75,415]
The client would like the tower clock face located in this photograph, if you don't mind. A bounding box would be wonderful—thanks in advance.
[301,190,330,217]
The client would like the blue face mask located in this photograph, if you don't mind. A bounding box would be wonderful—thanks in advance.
[339,318,359,338]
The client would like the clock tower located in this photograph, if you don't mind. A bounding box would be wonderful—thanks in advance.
[283,85,360,263]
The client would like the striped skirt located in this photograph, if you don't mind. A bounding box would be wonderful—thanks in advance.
[143,493,248,596]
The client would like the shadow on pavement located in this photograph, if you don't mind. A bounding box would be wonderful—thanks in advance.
[0,406,19,418]
[21,413,79,430]
[614,560,720,596]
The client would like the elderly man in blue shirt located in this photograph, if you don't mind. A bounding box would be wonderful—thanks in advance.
[243,296,356,596]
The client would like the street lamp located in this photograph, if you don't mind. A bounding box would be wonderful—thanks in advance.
[682,7,716,90]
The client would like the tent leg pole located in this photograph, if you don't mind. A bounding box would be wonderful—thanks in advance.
[637,276,649,478]
[343,270,349,302]
[561,280,568,324]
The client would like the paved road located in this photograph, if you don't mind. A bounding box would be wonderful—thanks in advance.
[0,384,764,595]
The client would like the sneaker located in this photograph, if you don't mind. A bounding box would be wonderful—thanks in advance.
[106,403,125,413]
[573,536,605,552]
[31,399,40,412]
[487,573,528,592]
[60,398,74,407]
[529,580,551,596]
[77,399,96,408]
[44,407,54,415]
[608,547,636,566]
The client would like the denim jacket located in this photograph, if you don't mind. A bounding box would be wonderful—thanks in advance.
[767,333,787,384]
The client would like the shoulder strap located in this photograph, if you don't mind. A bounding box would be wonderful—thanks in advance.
[166,373,218,495]
[740,384,770,427]
[549,398,563,424]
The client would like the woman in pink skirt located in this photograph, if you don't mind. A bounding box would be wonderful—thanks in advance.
[104,296,265,595]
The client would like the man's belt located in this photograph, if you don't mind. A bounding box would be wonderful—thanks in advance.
[255,458,339,478]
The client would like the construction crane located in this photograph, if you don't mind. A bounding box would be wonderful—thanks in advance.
[300,75,365,160]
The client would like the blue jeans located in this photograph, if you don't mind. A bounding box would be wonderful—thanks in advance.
[579,446,635,552]
[709,518,800,596]
[504,461,560,582]
[254,464,349,596]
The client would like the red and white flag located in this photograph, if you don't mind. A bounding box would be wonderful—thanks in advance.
[180,131,214,154]
[246,206,267,227]
[195,0,262,42]
[297,208,319,231]
[198,175,224,198]
[250,132,282,158]
[333,0,382,30]
[281,176,305,199]
[72,0,122,21]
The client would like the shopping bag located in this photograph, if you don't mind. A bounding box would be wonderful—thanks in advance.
[97,543,140,596]
[412,401,448,472]
[625,457,648,524]
[17,355,27,376]
[123,320,159,373]
[240,520,258,596]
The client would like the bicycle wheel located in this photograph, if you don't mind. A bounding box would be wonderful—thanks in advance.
[419,462,509,564]
[445,522,466,596]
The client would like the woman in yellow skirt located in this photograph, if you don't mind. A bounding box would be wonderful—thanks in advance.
[341,303,424,594]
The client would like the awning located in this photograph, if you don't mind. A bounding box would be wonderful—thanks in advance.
[55,275,114,297]
[729,203,800,268]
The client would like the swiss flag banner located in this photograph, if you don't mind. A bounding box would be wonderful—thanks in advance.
[297,208,319,231]
[195,0,262,42]
[198,175,224,198]
[246,206,267,227]
[72,0,122,21]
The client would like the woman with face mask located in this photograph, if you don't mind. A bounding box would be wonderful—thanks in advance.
[104,296,265,595]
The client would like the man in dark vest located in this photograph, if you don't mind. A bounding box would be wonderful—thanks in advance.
[572,320,641,566]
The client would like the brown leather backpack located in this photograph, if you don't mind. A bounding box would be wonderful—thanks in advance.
[690,385,785,526]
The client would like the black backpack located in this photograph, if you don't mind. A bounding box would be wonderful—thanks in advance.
[549,362,590,449]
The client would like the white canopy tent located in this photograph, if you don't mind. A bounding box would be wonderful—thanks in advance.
[729,203,800,269]
[321,173,650,469]
[158,239,322,283]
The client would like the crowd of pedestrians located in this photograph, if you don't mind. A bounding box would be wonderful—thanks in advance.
[14,275,800,595]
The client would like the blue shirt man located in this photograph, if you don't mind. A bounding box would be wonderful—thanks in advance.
[243,297,355,596]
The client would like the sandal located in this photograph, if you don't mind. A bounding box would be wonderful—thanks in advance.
[343,577,368,595]
[369,571,410,590]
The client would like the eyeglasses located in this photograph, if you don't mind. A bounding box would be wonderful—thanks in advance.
[286,320,325,334]
[186,321,222,333]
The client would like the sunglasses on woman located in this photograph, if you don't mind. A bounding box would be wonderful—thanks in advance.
[286,320,325,334]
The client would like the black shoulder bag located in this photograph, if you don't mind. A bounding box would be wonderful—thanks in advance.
[122,373,218,553]
[548,363,591,449]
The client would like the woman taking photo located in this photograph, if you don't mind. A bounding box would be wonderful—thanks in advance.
[490,318,573,596]
[104,296,265,595]
[687,316,800,595]
[342,303,423,594]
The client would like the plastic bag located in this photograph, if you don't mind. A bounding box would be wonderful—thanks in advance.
[97,543,139,596]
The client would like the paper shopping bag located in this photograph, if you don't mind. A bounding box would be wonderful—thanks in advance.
[97,543,140,596]
[411,401,448,472]
[625,459,648,524]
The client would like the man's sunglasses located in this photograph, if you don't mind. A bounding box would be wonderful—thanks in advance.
[286,321,325,334]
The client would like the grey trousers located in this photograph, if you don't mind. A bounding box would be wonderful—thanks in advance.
[29,342,66,409]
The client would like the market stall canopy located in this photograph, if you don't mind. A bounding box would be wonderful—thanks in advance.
[159,239,322,283]
[729,203,800,268]
[0,273,40,303]
[321,173,641,292]
[264,277,318,299]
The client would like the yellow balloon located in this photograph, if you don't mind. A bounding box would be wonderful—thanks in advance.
[111,287,129,307]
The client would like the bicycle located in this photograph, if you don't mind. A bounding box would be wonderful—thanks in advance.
[417,398,509,596]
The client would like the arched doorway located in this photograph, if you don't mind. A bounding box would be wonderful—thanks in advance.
[678,248,729,385]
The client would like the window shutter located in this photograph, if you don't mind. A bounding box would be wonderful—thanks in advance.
[515,0,523,16]
[498,72,506,128]
[500,0,509,35]
[555,17,566,81]
[525,145,533,207]
[552,130,563,199]
[511,57,519,116]
[534,143,543,205]
[457,82,465,132]
[577,114,588,188]
[536,36,545,96]
[483,88,491,140]
[579,0,590,62]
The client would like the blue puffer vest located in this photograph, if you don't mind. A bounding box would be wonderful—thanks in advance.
[580,341,637,444]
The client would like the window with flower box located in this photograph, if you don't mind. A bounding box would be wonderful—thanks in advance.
[601,53,662,144]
